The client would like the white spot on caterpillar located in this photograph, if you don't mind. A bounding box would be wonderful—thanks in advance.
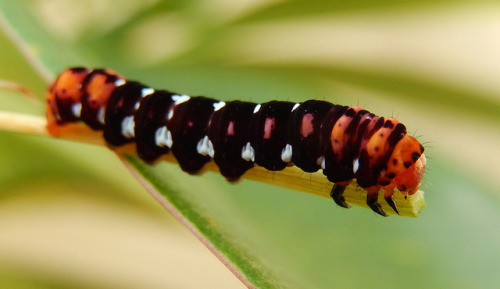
[208,141,214,158]
[253,104,261,114]
[317,156,326,170]
[134,101,140,110]
[213,101,226,111]
[155,126,172,148]
[281,144,293,163]
[167,108,174,120]
[291,103,300,112]
[121,115,135,138]
[197,136,215,158]
[353,158,360,174]
[115,79,126,86]
[71,102,82,118]
[172,94,190,105]
[141,87,155,97]
[166,95,190,121]
[97,107,106,124]
[241,142,255,162]
[165,130,173,148]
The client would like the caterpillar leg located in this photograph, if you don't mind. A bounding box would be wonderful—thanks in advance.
[330,183,351,209]
[383,187,400,215]
[366,187,388,217]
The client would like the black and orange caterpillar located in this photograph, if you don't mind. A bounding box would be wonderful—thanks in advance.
[46,67,426,216]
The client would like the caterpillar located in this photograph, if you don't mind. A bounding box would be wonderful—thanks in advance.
[46,67,426,217]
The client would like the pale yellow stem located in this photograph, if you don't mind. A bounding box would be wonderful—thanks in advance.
[0,111,425,217]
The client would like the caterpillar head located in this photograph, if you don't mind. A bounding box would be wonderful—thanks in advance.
[379,135,426,196]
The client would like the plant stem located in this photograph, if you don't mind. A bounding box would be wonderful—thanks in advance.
[0,111,425,217]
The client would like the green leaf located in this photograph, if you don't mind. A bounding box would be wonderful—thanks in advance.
[1,1,500,288]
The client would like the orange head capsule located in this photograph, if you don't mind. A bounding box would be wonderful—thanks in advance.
[380,135,426,196]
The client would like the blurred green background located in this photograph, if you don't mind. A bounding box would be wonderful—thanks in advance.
[1,0,499,288]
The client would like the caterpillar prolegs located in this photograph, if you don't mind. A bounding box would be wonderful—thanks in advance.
[46,67,426,217]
